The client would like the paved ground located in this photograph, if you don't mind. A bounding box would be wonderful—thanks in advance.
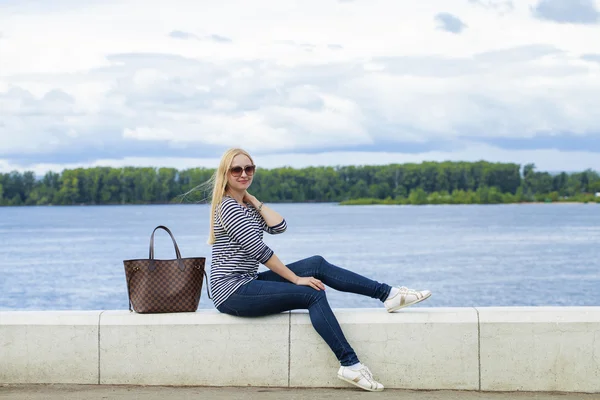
[1,385,598,400]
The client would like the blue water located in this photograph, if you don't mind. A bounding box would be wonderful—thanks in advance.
[0,203,599,311]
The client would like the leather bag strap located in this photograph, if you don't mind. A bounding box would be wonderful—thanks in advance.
[126,272,135,312]
[149,225,185,271]
[204,270,212,300]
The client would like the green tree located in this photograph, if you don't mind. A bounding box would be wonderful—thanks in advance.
[408,188,428,205]
[1,161,598,206]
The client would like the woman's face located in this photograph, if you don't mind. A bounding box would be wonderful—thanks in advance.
[226,154,254,192]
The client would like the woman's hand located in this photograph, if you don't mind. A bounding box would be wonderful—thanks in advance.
[243,191,258,207]
[295,276,326,291]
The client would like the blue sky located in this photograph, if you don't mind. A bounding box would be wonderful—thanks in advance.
[1,0,600,175]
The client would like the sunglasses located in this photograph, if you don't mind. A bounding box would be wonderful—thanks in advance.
[230,164,256,177]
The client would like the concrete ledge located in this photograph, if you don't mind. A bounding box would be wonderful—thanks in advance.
[1,307,599,393]
[0,311,101,384]
[99,310,289,386]
[479,307,600,393]
[290,307,478,390]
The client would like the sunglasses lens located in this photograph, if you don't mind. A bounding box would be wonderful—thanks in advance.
[245,166,256,175]
[231,166,243,176]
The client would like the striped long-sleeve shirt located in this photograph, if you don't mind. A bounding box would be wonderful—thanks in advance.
[210,196,287,308]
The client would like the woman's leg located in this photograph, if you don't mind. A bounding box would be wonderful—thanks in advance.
[217,278,360,366]
[258,255,392,302]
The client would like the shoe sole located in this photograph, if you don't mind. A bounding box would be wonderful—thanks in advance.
[386,291,432,313]
[337,375,384,392]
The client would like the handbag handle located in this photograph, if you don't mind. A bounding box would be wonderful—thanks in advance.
[149,225,185,271]
[204,270,212,300]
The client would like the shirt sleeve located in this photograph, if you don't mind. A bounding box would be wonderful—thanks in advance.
[217,198,274,264]
[264,219,287,235]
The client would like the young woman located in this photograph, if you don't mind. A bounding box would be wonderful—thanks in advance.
[206,148,431,392]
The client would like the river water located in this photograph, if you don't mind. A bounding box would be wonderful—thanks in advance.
[1,203,598,311]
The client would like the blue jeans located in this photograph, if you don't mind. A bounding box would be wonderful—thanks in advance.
[216,255,392,366]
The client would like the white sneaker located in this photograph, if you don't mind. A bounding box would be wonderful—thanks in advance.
[337,365,384,392]
[384,286,431,312]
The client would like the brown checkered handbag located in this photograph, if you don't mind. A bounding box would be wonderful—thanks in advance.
[123,225,211,313]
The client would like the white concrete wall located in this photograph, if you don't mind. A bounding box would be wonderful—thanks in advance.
[289,308,479,390]
[479,307,600,393]
[1,307,599,393]
[0,311,100,384]
[99,310,289,386]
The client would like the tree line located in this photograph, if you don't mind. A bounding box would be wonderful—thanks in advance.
[0,161,599,206]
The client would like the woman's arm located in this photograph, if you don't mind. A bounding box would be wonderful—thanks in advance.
[244,193,286,230]
[257,203,284,228]
[264,253,325,291]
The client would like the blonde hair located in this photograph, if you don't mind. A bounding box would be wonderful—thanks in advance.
[206,148,254,245]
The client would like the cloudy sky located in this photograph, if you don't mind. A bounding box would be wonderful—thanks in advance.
[1,0,600,175]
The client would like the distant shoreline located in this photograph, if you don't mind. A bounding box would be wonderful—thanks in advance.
[3,161,598,207]
[339,199,600,206]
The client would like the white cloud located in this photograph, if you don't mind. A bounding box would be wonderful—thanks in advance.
[1,0,600,171]
[469,0,515,15]
[123,126,173,140]
[3,145,600,177]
